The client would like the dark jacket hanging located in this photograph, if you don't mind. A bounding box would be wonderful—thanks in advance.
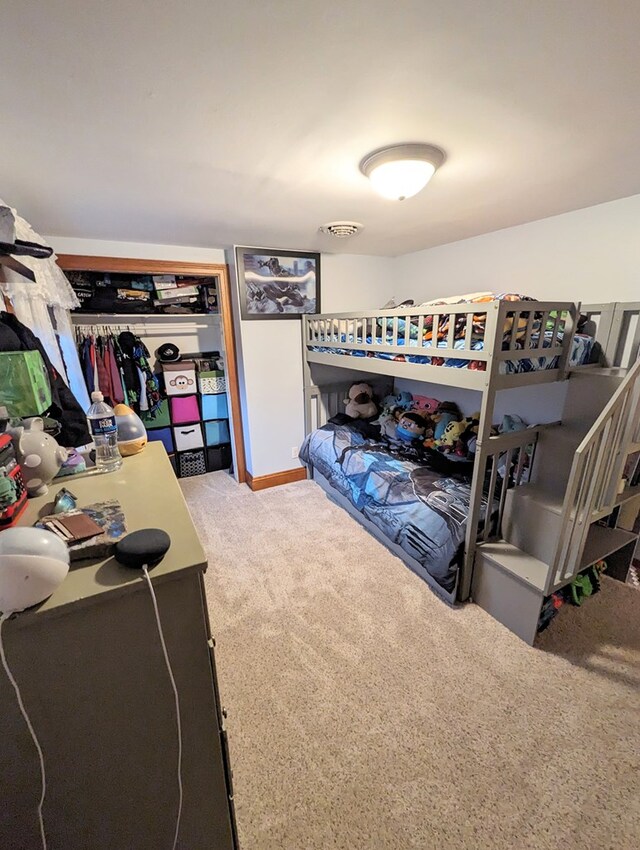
[0,311,91,447]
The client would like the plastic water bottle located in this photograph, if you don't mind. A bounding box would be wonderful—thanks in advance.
[87,391,122,473]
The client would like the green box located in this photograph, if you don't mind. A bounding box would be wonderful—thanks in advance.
[141,398,170,430]
[0,350,52,417]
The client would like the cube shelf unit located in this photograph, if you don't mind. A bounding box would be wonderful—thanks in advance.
[143,356,232,479]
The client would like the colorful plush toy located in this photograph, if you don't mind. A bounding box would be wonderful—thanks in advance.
[432,401,461,442]
[382,391,413,412]
[411,395,440,415]
[455,414,480,457]
[396,411,429,442]
[438,418,470,453]
[344,383,378,419]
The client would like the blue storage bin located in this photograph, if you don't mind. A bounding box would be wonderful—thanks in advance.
[201,393,228,421]
[147,427,174,454]
[204,420,230,446]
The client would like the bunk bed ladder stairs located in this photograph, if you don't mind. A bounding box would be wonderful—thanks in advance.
[473,357,640,644]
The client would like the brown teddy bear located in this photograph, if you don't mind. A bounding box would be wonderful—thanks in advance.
[343,383,378,419]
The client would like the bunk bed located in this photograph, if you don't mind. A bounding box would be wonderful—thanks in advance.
[301,298,640,641]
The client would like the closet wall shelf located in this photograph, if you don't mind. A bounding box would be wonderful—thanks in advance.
[71,313,220,321]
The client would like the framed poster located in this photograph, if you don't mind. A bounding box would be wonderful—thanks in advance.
[235,247,320,319]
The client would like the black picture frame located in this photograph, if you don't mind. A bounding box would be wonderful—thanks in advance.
[235,246,320,320]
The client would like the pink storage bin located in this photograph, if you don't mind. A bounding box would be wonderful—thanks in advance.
[170,394,200,424]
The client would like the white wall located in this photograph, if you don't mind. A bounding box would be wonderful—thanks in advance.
[396,194,640,304]
[228,251,397,477]
[45,236,226,265]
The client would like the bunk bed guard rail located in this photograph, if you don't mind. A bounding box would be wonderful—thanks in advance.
[303,300,576,372]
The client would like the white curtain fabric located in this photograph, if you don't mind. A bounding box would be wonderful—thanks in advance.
[0,199,90,410]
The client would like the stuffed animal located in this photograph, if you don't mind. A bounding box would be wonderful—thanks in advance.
[411,395,440,415]
[455,415,480,457]
[396,411,429,442]
[383,391,413,412]
[438,418,470,453]
[432,401,461,442]
[344,383,378,419]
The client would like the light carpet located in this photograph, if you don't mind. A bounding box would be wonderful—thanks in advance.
[180,472,640,850]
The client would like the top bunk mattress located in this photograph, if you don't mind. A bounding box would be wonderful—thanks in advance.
[308,330,593,374]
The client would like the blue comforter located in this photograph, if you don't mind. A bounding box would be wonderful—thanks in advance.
[300,423,492,599]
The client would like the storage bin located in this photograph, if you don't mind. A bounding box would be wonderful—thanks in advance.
[147,427,174,454]
[170,395,200,424]
[173,424,204,452]
[206,444,232,472]
[199,370,226,394]
[141,399,170,430]
[163,361,197,396]
[168,453,178,476]
[177,449,207,478]
[201,393,228,421]
[0,350,52,417]
[204,419,230,446]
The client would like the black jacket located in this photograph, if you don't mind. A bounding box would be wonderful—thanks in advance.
[0,311,91,447]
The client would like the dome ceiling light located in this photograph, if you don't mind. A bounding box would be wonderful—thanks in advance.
[359,143,446,201]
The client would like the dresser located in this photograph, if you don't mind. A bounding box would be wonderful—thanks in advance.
[0,443,237,850]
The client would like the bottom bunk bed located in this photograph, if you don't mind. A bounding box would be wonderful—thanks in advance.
[300,421,487,603]
[300,380,541,606]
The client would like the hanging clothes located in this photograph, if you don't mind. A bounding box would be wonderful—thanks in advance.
[75,326,162,415]
[105,337,125,404]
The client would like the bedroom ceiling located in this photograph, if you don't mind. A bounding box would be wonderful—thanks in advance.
[1,1,639,257]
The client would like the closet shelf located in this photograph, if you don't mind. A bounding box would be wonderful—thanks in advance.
[71,312,220,322]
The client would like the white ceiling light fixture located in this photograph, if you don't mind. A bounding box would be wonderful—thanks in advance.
[320,221,364,238]
[359,143,446,201]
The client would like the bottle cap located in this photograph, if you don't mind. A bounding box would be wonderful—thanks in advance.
[91,391,104,402]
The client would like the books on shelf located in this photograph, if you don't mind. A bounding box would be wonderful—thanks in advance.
[155,285,200,301]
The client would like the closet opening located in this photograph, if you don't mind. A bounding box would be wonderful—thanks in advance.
[57,254,246,484]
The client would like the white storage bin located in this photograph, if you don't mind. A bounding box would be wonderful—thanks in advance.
[173,424,204,452]
[163,361,197,396]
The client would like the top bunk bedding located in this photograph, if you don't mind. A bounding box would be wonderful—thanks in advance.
[308,329,592,373]
[305,293,594,377]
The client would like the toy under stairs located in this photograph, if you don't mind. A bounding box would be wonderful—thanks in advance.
[473,358,640,644]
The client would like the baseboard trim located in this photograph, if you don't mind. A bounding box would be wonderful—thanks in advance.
[246,467,307,491]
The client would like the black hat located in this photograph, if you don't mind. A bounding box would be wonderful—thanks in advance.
[157,343,180,363]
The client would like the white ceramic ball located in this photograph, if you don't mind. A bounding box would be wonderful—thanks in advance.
[0,527,70,565]
[0,528,70,614]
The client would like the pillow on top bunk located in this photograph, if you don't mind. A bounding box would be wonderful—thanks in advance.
[417,292,537,308]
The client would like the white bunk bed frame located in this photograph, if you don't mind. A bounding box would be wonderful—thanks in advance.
[302,299,640,640]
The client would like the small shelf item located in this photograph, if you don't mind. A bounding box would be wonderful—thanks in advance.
[163,361,197,396]
[206,444,232,472]
[205,420,231,446]
[201,392,228,421]
[177,449,207,478]
[170,395,200,424]
[173,424,205,452]
[147,428,174,454]
[199,370,226,394]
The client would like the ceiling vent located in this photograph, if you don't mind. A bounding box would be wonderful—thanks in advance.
[320,221,364,238]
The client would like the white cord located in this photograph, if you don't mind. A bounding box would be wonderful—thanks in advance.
[141,566,183,850]
[0,613,47,850]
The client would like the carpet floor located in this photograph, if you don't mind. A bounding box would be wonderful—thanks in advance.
[180,472,640,850]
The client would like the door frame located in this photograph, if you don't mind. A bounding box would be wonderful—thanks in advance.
[56,254,247,484]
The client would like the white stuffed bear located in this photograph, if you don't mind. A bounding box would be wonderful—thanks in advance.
[343,383,378,419]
